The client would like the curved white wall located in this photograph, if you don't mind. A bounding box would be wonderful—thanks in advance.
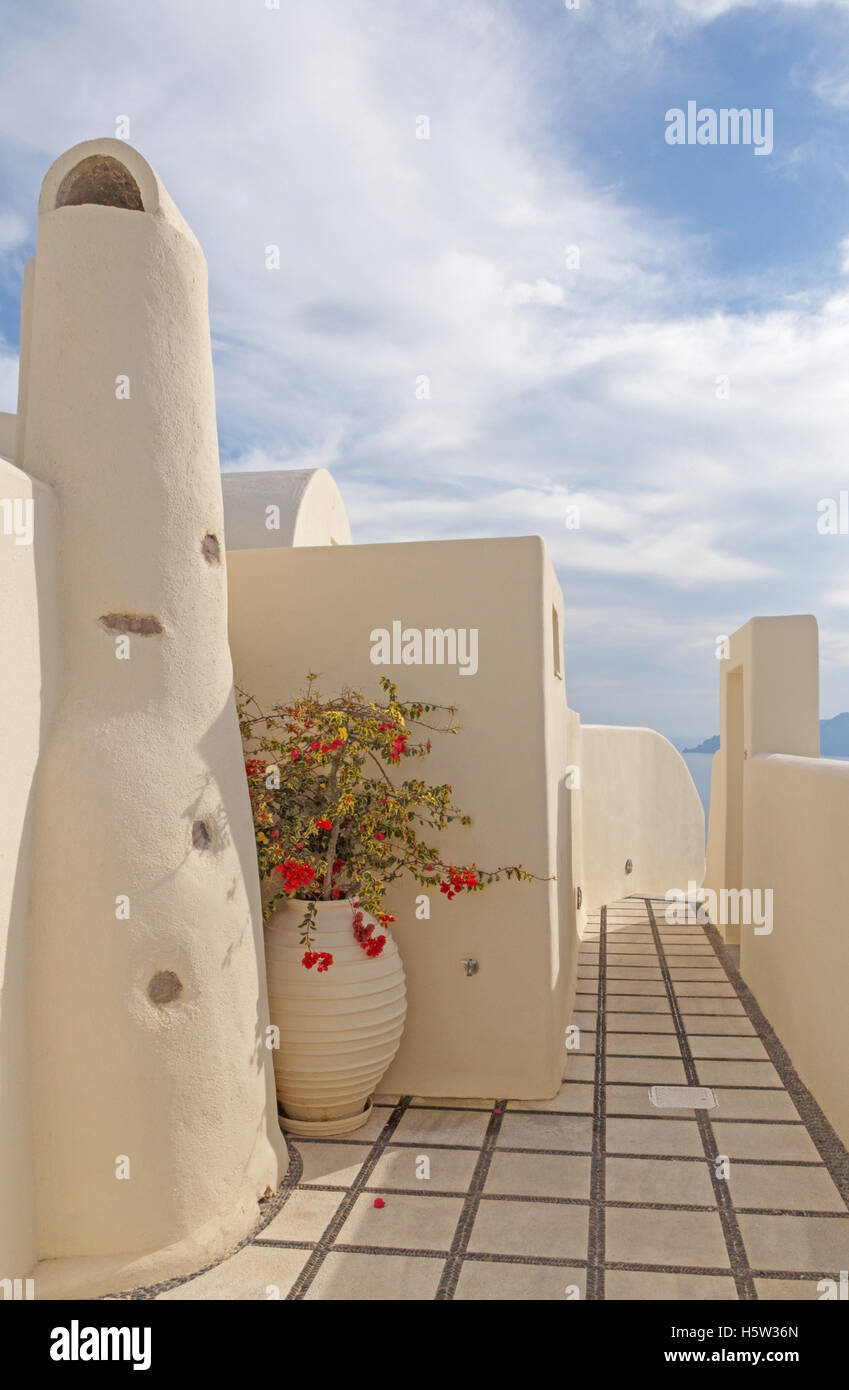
[580,725,705,911]
[19,139,284,1294]
[222,468,351,550]
[0,457,59,1284]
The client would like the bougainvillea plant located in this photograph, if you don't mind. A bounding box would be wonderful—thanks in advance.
[238,676,540,971]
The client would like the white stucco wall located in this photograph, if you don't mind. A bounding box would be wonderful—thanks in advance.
[17,139,284,1296]
[0,457,60,1284]
[742,753,849,1147]
[704,614,849,1146]
[705,615,819,937]
[580,725,705,911]
[228,536,576,1100]
[222,468,351,550]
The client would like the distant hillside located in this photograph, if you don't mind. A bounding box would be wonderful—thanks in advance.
[684,713,849,757]
[820,712,849,756]
[683,734,720,755]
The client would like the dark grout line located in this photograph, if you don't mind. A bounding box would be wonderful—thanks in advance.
[285,1096,413,1300]
[585,904,608,1300]
[645,898,757,1301]
[275,1184,849,1219]
[252,1237,849,1287]
[434,1101,508,1299]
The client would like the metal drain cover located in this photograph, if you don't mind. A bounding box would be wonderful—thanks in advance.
[649,1085,717,1110]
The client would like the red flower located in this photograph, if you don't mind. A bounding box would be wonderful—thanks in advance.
[373,1198,385,1209]
[374,831,385,841]
[302,950,333,972]
[290,748,299,761]
[315,817,332,830]
[388,734,407,763]
[277,860,316,894]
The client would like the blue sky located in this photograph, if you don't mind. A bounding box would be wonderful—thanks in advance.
[3,0,849,737]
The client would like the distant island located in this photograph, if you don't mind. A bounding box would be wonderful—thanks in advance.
[683,734,720,754]
[684,713,849,757]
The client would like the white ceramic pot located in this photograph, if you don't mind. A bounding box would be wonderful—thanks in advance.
[264,898,407,1136]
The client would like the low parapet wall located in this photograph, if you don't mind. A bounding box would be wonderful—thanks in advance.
[742,753,849,1147]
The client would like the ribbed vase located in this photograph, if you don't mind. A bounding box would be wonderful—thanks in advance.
[265,898,407,1135]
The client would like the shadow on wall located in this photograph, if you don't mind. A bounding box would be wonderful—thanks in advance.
[195,687,279,1094]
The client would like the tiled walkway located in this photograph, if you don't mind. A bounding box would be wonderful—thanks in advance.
[147,897,849,1301]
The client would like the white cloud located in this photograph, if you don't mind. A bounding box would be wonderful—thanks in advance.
[2,0,849,726]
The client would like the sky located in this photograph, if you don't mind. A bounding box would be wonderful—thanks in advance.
[3,0,849,737]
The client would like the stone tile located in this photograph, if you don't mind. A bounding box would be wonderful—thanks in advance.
[607,996,672,1014]
[455,1260,586,1300]
[571,1011,597,1029]
[728,1162,846,1213]
[606,1057,687,1085]
[668,969,727,982]
[606,968,663,980]
[563,1052,596,1082]
[606,1084,699,1119]
[607,1032,681,1056]
[409,1096,496,1109]
[681,1014,756,1035]
[606,979,668,996]
[158,1244,310,1300]
[687,1035,769,1060]
[372,1094,400,1106]
[755,1275,832,1300]
[696,1060,782,1087]
[304,1250,442,1300]
[294,1141,369,1187]
[497,1112,593,1152]
[391,1107,490,1147]
[468,1198,589,1260]
[262,1188,345,1244]
[606,1116,704,1156]
[510,1082,594,1114]
[606,1206,729,1268]
[367,1145,478,1193]
[606,1155,716,1207]
[737,1213,849,1273]
[336,1192,463,1251]
[485,1150,592,1200]
[677,996,746,1015]
[605,1269,737,1300]
[711,1089,801,1122]
[710,1122,823,1163]
[606,1013,677,1033]
[676,982,738,997]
